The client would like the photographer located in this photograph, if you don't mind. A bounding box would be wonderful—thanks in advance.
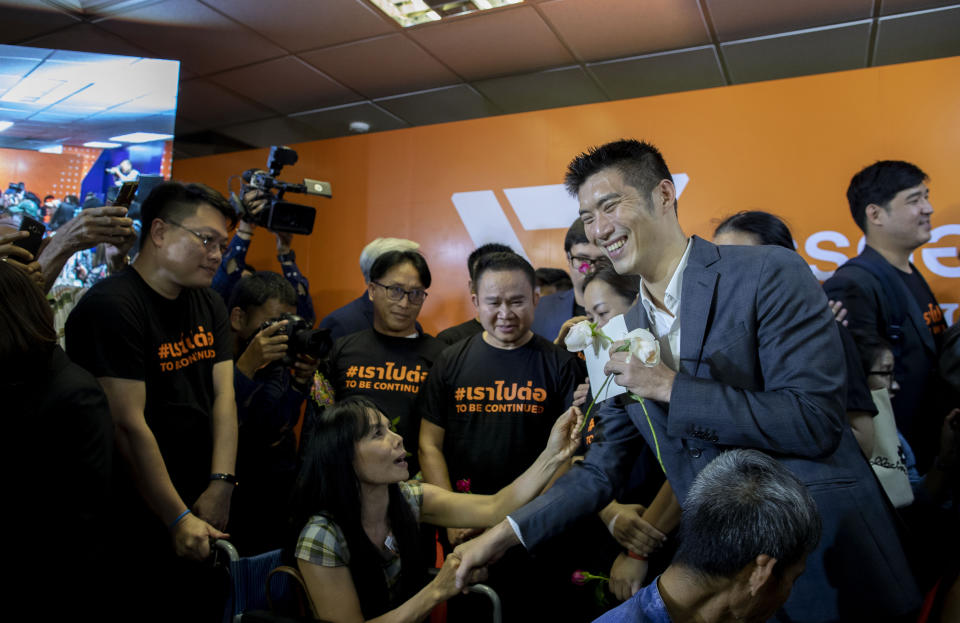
[228,271,321,554]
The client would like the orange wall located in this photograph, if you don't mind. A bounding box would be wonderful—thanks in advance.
[0,147,90,201]
[174,56,960,334]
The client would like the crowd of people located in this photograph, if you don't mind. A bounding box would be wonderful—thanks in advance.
[2,139,957,623]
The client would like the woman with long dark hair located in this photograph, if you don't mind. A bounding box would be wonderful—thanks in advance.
[291,396,581,622]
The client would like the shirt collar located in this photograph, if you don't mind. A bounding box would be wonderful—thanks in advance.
[639,238,692,317]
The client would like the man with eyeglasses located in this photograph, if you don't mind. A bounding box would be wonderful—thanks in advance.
[66,181,239,619]
[320,249,445,477]
[531,217,605,341]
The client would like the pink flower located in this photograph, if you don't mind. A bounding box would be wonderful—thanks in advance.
[455,478,472,493]
[571,570,587,586]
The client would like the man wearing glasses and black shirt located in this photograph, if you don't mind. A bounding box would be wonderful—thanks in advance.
[66,182,238,620]
[531,218,605,341]
[323,249,445,476]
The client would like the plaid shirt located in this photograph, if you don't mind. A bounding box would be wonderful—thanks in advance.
[295,481,423,590]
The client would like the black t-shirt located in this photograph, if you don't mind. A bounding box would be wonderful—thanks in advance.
[898,268,947,349]
[330,329,446,458]
[421,333,584,494]
[436,318,483,346]
[66,267,232,503]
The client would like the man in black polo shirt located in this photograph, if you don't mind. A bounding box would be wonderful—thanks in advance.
[67,182,238,620]
[825,160,951,467]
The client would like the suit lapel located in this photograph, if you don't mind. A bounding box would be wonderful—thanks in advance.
[679,238,719,377]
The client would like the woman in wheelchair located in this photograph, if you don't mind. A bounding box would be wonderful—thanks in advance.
[290,396,581,622]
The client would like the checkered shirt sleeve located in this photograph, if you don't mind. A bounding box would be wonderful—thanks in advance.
[295,513,348,567]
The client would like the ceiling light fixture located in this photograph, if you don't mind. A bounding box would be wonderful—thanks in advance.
[109,132,174,143]
[367,0,522,27]
[83,141,123,148]
[38,145,64,154]
[0,121,13,132]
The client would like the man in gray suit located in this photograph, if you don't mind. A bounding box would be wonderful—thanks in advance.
[453,140,920,623]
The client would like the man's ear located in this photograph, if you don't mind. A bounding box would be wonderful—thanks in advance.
[471,292,479,310]
[229,307,246,333]
[865,203,887,228]
[532,286,541,307]
[747,554,778,596]
[149,218,167,247]
[651,178,677,215]
[367,281,376,302]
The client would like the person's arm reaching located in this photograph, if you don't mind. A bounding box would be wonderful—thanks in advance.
[192,360,237,531]
[38,206,136,292]
[420,407,581,528]
[99,377,227,559]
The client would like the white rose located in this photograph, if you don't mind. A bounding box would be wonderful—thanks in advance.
[564,320,594,353]
[623,328,660,367]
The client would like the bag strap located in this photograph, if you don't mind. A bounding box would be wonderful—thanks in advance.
[266,564,314,619]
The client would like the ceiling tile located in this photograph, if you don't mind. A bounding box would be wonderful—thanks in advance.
[721,22,871,84]
[538,0,709,62]
[97,0,287,75]
[587,46,725,100]
[874,6,960,65]
[473,66,607,114]
[375,84,501,125]
[177,79,274,127]
[20,23,155,58]
[201,0,396,52]
[0,1,79,43]
[705,0,873,41]
[880,0,960,15]
[209,56,361,114]
[408,6,574,80]
[291,102,408,139]
[299,34,460,99]
[216,116,326,148]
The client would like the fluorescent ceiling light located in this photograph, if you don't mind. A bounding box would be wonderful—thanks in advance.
[83,141,122,148]
[0,121,12,132]
[367,0,522,27]
[38,145,64,154]
[109,132,174,143]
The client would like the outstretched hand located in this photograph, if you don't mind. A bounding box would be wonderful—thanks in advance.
[545,406,583,461]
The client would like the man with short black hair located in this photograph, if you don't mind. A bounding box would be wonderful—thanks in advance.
[67,181,239,619]
[595,449,821,623]
[419,251,584,621]
[825,160,949,467]
[453,140,920,622]
[436,242,515,346]
[531,218,605,340]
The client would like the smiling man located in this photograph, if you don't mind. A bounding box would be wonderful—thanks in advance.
[66,181,238,620]
[419,251,583,621]
[452,140,921,623]
[325,249,445,477]
[825,161,950,469]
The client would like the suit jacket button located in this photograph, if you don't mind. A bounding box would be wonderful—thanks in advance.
[710,435,719,443]
[689,448,702,458]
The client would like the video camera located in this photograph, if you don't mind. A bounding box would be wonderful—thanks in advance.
[258,313,332,368]
[233,146,331,235]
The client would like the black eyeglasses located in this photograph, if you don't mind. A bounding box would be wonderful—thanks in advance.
[868,370,895,378]
[568,254,601,274]
[165,220,229,255]
[371,281,428,305]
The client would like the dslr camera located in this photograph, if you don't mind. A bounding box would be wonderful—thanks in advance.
[234,146,331,235]
[258,313,332,368]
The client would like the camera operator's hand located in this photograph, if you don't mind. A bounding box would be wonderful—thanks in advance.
[275,231,293,255]
[236,320,288,379]
[290,353,320,391]
[238,189,270,237]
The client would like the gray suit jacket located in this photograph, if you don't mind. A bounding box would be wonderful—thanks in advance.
[512,237,920,622]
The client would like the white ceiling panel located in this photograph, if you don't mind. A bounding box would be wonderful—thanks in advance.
[473,65,607,113]
[587,46,724,100]
[874,6,960,65]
